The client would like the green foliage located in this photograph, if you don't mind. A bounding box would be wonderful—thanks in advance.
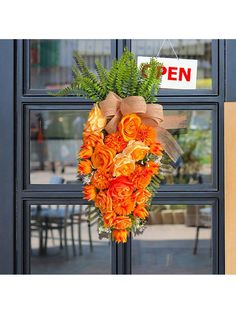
[53,48,163,102]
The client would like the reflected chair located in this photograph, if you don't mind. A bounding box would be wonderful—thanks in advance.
[72,205,98,256]
[193,206,212,255]
[31,204,77,257]
[31,204,98,257]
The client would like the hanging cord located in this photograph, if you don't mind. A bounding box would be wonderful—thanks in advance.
[156,39,179,59]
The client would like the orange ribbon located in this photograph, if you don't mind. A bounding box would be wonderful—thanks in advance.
[99,92,187,162]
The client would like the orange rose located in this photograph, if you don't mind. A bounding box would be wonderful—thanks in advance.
[92,169,110,190]
[113,216,132,230]
[123,140,150,161]
[145,160,160,175]
[133,189,152,205]
[112,229,128,243]
[133,204,149,219]
[136,124,157,146]
[79,144,93,159]
[113,198,135,216]
[103,211,116,228]
[104,132,127,153]
[91,144,116,171]
[77,159,92,175]
[84,103,106,132]
[150,142,163,155]
[83,131,104,147]
[95,190,112,213]
[83,185,97,201]
[113,153,135,177]
[108,176,134,200]
[130,165,152,189]
[118,114,141,142]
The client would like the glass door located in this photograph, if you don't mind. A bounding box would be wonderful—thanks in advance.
[15,39,224,274]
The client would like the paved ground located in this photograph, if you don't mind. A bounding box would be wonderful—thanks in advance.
[31,224,212,274]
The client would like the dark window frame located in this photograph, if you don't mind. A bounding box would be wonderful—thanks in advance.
[24,103,218,192]
[19,197,222,274]
[23,39,118,96]
[129,39,219,97]
[13,39,225,275]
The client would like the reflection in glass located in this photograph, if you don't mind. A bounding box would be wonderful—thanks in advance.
[131,39,212,89]
[162,109,212,185]
[30,110,89,184]
[30,204,111,274]
[30,109,212,185]
[132,204,212,274]
[30,40,112,90]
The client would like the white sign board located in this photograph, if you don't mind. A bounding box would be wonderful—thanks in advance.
[137,57,198,89]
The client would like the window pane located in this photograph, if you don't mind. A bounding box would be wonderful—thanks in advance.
[132,204,212,274]
[30,110,89,184]
[30,204,111,274]
[29,109,213,185]
[30,40,112,90]
[162,109,212,185]
[131,39,213,89]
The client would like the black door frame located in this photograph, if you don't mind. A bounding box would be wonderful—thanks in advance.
[0,40,15,274]
[0,39,229,274]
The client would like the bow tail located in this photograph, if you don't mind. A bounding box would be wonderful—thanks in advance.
[156,126,183,163]
[105,111,122,134]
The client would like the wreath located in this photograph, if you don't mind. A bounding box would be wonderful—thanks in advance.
[58,49,183,243]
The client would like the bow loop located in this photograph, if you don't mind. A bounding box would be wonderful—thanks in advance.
[99,91,185,162]
[120,96,147,116]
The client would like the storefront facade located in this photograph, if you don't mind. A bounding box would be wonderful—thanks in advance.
[0,39,235,274]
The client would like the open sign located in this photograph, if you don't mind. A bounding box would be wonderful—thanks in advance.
[137,57,198,90]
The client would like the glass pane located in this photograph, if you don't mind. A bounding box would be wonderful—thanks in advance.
[29,109,213,185]
[162,109,212,185]
[30,204,111,274]
[30,110,89,184]
[30,40,112,90]
[132,204,212,274]
[131,39,213,89]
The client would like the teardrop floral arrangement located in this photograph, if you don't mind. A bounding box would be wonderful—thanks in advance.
[58,49,183,243]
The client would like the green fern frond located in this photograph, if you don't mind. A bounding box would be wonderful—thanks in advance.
[107,59,118,94]
[138,58,162,102]
[95,60,108,92]
[55,48,163,102]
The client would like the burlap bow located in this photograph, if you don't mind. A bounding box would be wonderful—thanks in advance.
[99,92,187,162]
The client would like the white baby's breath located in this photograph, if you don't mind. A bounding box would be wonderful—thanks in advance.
[82,175,91,185]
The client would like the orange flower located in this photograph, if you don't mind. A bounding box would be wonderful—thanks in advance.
[113,153,135,177]
[145,160,160,175]
[123,140,150,161]
[133,204,149,219]
[83,185,97,201]
[118,114,141,142]
[91,144,116,171]
[129,165,152,189]
[136,124,157,146]
[84,103,106,132]
[95,190,112,213]
[150,142,163,155]
[92,170,110,190]
[79,144,93,159]
[83,131,104,147]
[104,132,127,153]
[108,176,134,200]
[103,211,116,228]
[113,216,132,229]
[77,159,92,175]
[113,198,135,216]
[112,229,128,243]
[133,189,152,205]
